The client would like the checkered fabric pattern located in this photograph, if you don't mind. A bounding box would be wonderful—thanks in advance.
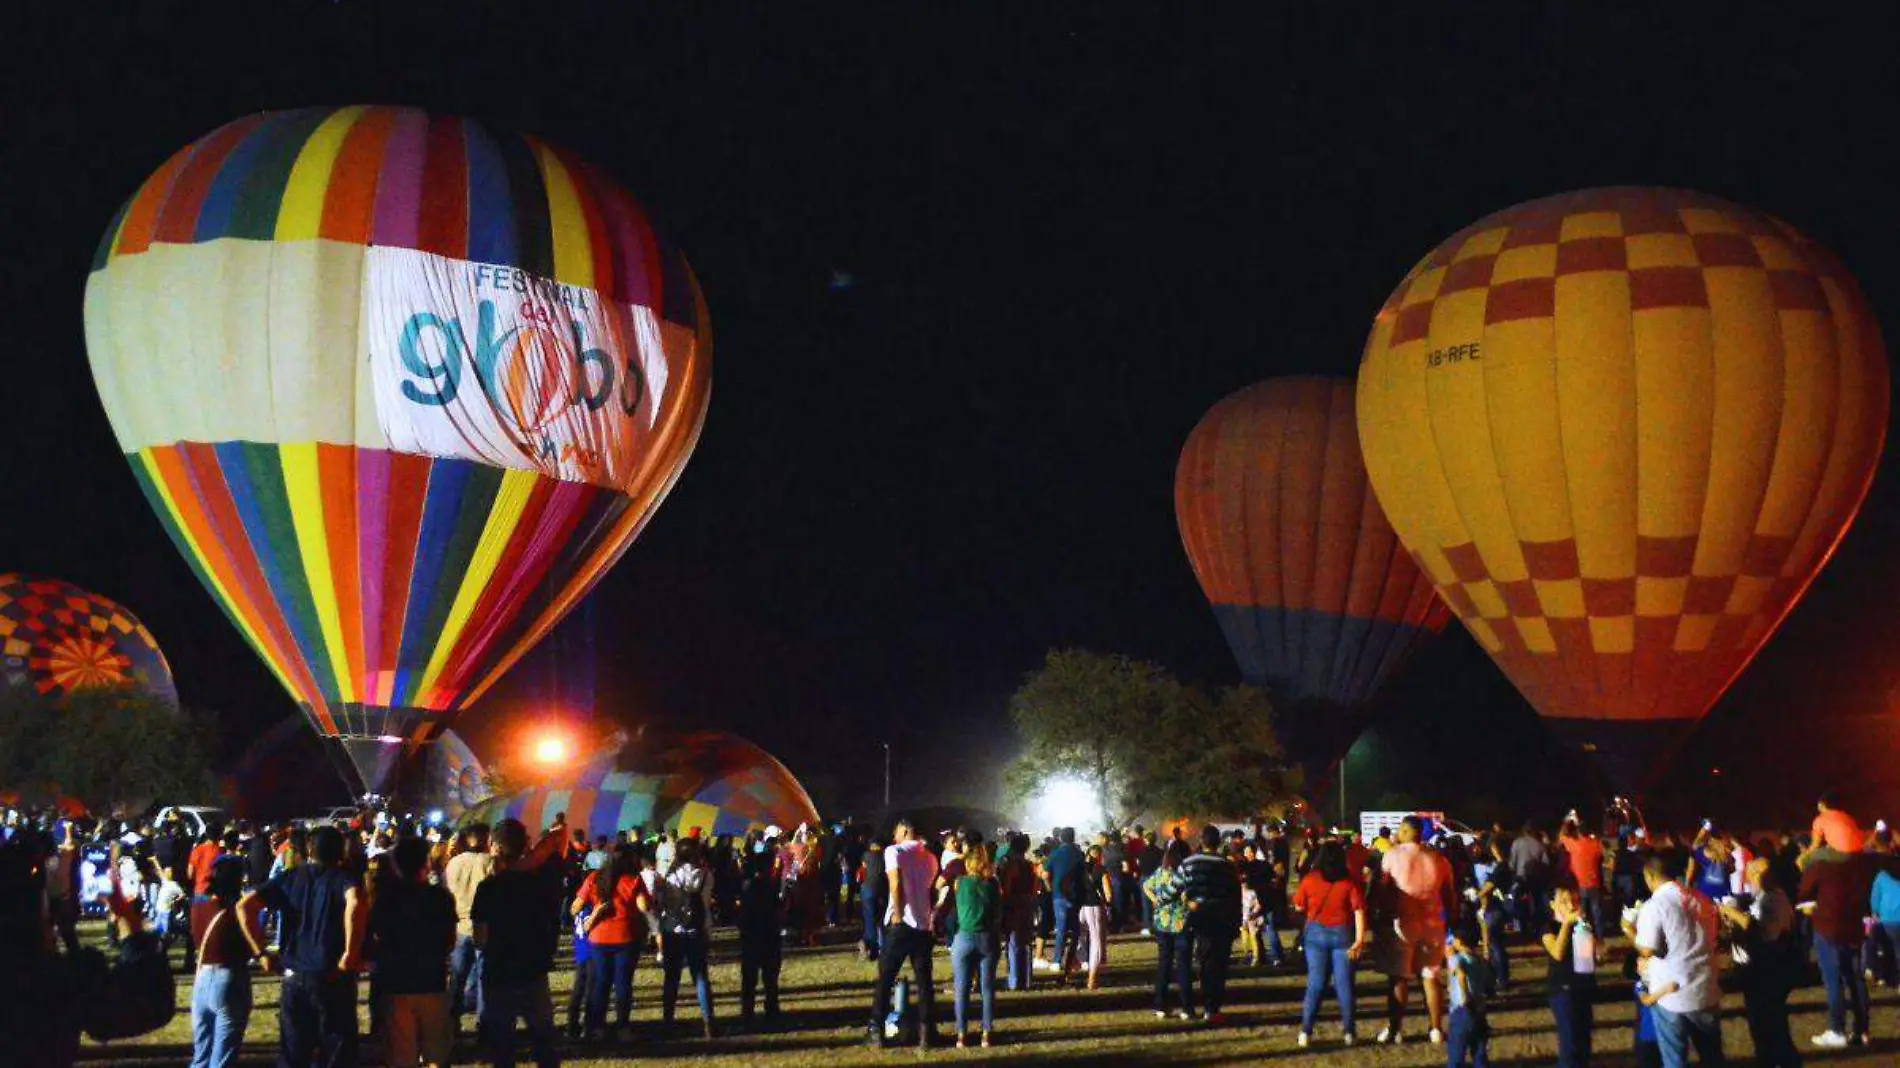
[0,574,176,702]
[470,731,821,843]
[1357,188,1887,728]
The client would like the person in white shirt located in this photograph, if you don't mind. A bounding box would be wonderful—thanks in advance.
[868,819,942,1049]
[1630,852,1723,1068]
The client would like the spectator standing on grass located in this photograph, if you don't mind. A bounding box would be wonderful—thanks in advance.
[859,836,887,961]
[1378,815,1456,1045]
[189,856,261,1068]
[471,819,561,1068]
[1179,824,1242,1025]
[1291,840,1366,1048]
[658,836,717,1037]
[1076,843,1111,990]
[1720,858,1801,1067]
[950,841,1001,1049]
[1561,822,1607,930]
[240,825,364,1068]
[1510,822,1552,932]
[444,824,492,1024]
[998,832,1038,992]
[869,818,941,1050]
[1039,827,1085,985]
[574,844,650,1041]
[1446,915,1494,1068]
[1135,830,1162,932]
[1630,851,1724,1068]
[1145,843,1195,1020]
[1473,836,1513,989]
[738,832,787,1030]
[369,837,457,1068]
[1795,845,1900,1049]
[1543,885,1598,1068]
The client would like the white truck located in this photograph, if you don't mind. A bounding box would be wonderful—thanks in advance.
[1359,810,1447,843]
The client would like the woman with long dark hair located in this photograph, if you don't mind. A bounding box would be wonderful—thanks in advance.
[189,856,259,1068]
[574,843,651,1040]
[1291,840,1367,1048]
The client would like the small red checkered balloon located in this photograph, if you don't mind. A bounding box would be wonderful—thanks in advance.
[0,574,177,704]
[1356,188,1887,792]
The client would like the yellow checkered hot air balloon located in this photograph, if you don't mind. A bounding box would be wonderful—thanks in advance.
[1356,188,1887,792]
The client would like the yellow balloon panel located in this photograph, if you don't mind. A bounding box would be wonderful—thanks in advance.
[1357,189,1886,746]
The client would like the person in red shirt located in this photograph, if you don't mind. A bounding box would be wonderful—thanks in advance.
[574,846,652,1039]
[1559,824,1606,930]
[1343,833,1373,888]
[1291,841,1368,1047]
[189,831,225,896]
[1807,794,1865,864]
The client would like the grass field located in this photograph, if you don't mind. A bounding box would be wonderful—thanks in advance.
[75,919,1900,1066]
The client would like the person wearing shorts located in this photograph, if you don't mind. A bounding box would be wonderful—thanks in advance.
[1377,817,1457,1045]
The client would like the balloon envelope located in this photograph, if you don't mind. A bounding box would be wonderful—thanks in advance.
[1357,188,1887,791]
[84,107,711,793]
[464,730,820,842]
[0,574,177,705]
[1176,378,1449,740]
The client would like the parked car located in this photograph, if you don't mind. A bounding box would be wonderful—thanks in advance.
[154,805,230,839]
[301,805,364,829]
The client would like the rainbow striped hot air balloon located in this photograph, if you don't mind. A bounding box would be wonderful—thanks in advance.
[84,107,711,793]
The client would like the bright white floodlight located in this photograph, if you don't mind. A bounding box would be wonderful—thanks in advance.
[1026,774,1103,833]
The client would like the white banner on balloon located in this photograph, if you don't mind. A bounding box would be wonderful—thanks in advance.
[363,246,672,489]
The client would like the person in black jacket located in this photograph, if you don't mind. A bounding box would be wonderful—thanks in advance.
[244,825,275,891]
[738,834,787,1029]
[371,837,457,1068]
[1178,825,1242,1024]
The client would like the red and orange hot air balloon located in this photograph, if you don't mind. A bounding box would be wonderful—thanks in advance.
[1176,377,1450,765]
[83,107,711,794]
[1357,188,1887,792]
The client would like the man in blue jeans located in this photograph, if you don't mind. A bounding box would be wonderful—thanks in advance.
[240,825,364,1068]
[1633,853,1725,1068]
[1797,849,1900,1047]
[473,818,566,1068]
[1040,828,1084,981]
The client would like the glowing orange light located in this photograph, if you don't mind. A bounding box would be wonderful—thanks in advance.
[533,734,570,765]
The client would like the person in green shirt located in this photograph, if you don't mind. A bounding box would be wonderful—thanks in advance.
[950,842,1001,1048]
[1145,843,1195,1019]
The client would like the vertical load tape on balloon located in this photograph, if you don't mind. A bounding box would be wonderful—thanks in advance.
[83,107,711,795]
[1356,188,1886,794]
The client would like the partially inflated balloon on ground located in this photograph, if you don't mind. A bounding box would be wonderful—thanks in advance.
[1356,188,1887,791]
[1175,378,1448,765]
[463,730,819,842]
[84,107,711,793]
[0,574,177,705]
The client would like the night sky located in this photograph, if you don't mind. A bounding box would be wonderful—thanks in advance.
[5,6,1898,821]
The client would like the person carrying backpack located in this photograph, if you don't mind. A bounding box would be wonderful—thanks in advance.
[658,837,716,1038]
[1178,825,1242,1024]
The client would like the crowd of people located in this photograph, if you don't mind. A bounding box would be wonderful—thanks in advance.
[3,792,1899,1067]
